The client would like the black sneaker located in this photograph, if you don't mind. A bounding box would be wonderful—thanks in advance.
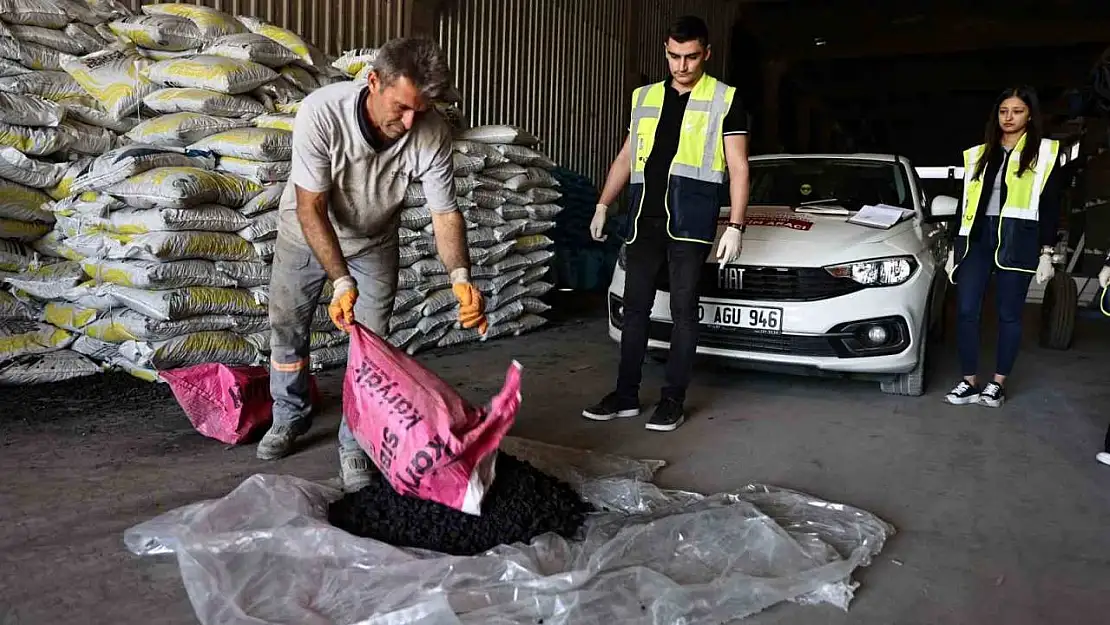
[943,380,980,405]
[582,392,640,421]
[645,398,685,432]
[977,382,1005,408]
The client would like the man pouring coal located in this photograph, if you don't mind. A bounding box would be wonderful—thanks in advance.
[258,37,488,492]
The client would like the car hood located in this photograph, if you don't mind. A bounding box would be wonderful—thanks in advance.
[714,206,915,267]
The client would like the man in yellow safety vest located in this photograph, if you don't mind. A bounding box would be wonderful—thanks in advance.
[585,15,750,432]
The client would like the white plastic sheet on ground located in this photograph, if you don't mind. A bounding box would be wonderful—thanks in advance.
[125,437,894,625]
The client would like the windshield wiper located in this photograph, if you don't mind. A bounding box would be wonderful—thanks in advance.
[794,197,853,215]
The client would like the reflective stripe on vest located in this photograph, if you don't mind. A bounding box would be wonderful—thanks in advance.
[629,75,734,186]
[958,136,1058,236]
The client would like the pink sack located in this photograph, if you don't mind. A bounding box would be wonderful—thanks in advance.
[162,363,319,445]
[343,323,522,515]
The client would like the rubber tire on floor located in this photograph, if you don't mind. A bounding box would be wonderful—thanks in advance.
[1039,271,1077,351]
[880,317,928,396]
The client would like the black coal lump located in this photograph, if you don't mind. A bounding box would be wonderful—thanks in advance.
[328,453,594,556]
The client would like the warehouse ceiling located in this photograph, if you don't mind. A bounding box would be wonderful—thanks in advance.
[736,0,1110,162]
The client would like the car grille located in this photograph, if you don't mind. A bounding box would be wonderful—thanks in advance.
[655,265,864,302]
[649,321,840,358]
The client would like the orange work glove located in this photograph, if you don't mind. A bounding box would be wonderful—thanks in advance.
[328,276,358,332]
[451,270,487,335]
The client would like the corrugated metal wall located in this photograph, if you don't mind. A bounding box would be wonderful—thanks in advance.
[435,0,633,186]
[636,0,737,83]
[126,0,408,56]
[121,0,739,185]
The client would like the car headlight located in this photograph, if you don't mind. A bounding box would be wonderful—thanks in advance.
[618,244,627,270]
[824,256,918,286]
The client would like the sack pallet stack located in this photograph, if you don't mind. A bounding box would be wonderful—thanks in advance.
[375,125,559,359]
[7,2,347,381]
[0,0,137,384]
[549,166,621,292]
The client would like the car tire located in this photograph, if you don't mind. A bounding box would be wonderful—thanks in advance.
[880,319,928,397]
[1040,271,1076,351]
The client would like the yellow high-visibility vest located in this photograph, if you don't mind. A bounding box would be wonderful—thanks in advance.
[949,135,1059,281]
[624,73,735,244]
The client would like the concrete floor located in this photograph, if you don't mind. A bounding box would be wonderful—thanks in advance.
[2,294,1109,625]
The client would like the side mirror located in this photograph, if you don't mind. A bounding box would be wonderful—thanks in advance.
[928,195,959,220]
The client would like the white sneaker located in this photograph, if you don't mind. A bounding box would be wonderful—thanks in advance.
[977,382,1005,408]
[943,380,980,405]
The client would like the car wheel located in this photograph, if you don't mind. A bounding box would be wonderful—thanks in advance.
[880,319,928,397]
[1040,271,1076,351]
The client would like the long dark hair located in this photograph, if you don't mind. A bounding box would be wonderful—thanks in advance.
[973,86,1043,181]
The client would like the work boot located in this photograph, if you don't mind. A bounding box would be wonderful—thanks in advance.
[256,421,310,461]
[340,448,375,493]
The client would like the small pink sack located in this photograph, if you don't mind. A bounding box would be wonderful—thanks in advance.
[343,323,522,515]
[163,363,318,445]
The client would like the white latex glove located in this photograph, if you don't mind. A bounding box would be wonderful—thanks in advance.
[716,227,743,267]
[1099,265,1110,289]
[589,203,607,241]
[1035,252,1055,285]
[945,249,954,276]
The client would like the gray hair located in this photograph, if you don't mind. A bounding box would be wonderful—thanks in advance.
[373,37,457,102]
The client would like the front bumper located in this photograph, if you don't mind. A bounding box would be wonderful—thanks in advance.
[607,264,929,375]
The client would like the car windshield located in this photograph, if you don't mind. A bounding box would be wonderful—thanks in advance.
[747,158,912,210]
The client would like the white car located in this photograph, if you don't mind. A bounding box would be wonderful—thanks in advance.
[606,153,961,396]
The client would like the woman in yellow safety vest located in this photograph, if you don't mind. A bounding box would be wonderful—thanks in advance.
[943,86,1062,408]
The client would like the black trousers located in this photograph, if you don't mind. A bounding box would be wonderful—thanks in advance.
[616,217,711,403]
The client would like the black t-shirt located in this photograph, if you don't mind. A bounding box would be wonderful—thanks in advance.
[633,78,748,220]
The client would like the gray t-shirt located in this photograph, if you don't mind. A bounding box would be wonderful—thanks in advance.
[278,81,458,257]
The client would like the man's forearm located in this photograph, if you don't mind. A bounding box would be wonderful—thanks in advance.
[431,210,470,275]
[598,156,631,209]
[727,166,750,224]
[295,186,348,281]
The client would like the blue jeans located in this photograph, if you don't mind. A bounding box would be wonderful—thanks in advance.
[955,218,1034,378]
[267,234,399,452]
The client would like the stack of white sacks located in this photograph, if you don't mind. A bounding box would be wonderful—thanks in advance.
[3,2,350,381]
[0,0,133,384]
[385,129,558,356]
[1,3,558,383]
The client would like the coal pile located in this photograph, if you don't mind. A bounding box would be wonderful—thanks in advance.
[328,453,593,556]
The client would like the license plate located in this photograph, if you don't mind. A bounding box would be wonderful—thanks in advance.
[698,302,783,332]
